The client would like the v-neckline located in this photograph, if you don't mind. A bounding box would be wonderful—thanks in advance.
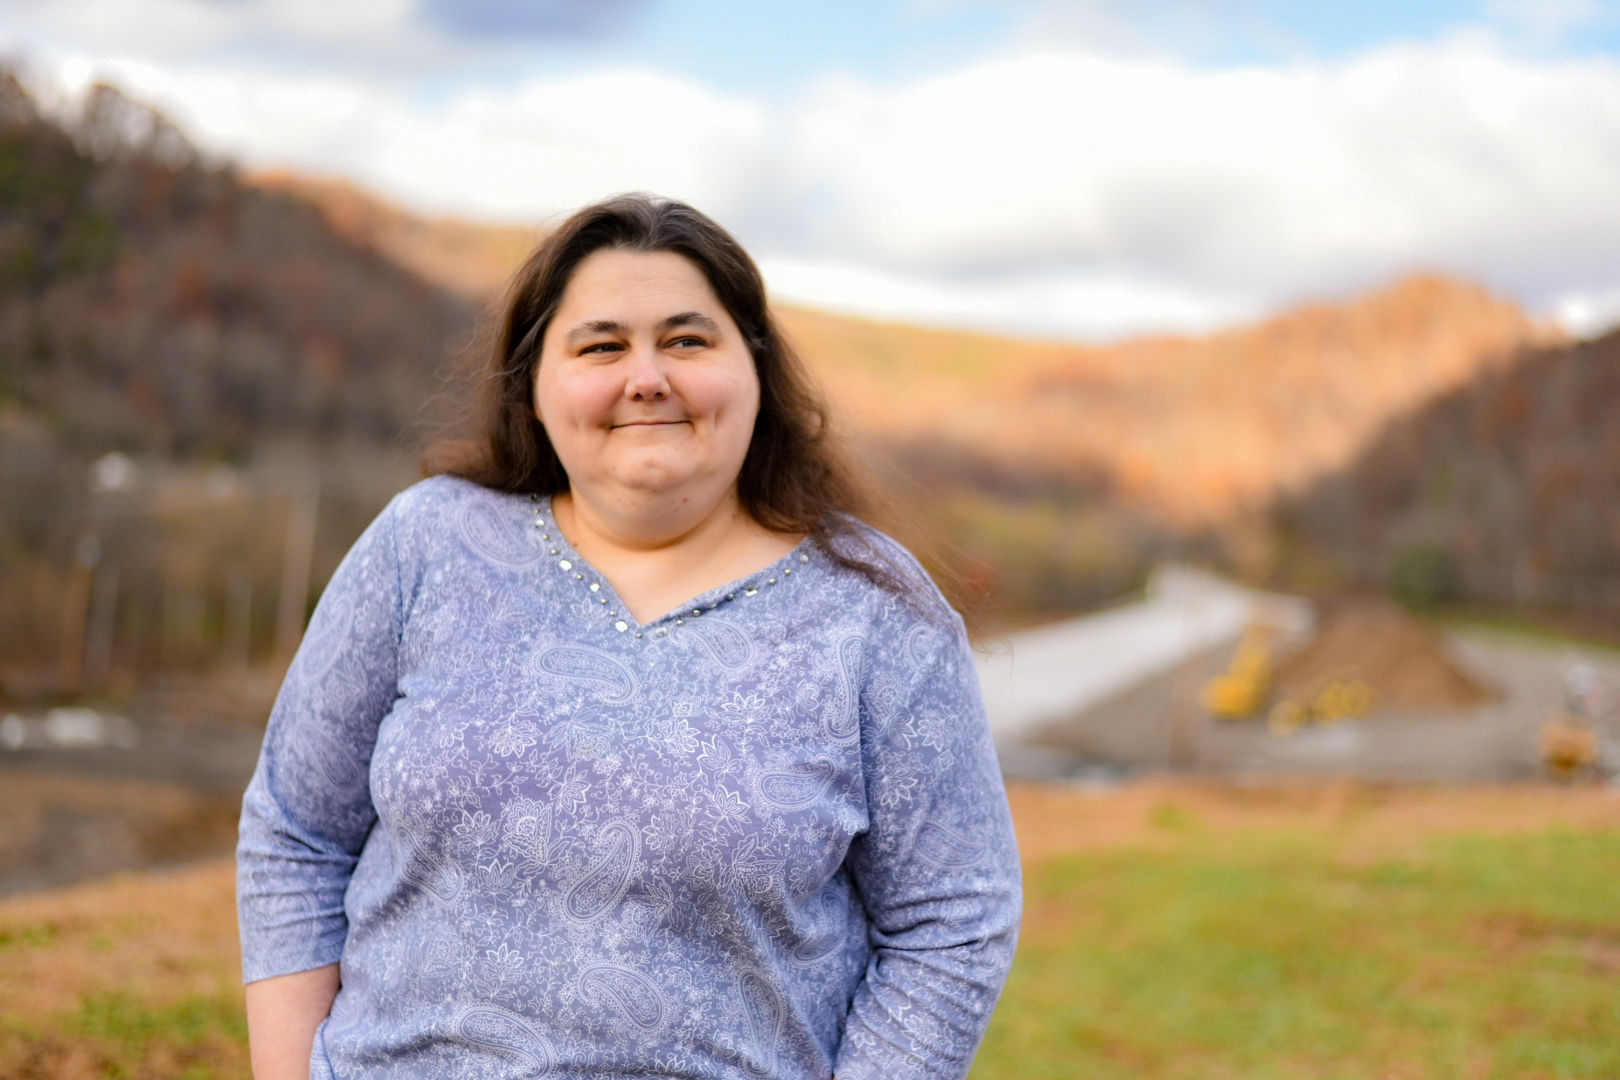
[531,494,815,635]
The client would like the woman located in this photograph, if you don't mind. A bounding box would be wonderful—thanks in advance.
[237,194,1021,1080]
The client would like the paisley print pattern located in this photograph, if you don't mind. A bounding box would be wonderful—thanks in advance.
[756,759,837,809]
[458,499,543,568]
[824,635,864,741]
[738,971,783,1078]
[788,888,848,964]
[297,591,355,679]
[293,719,368,793]
[904,622,935,669]
[577,964,665,1032]
[564,820,639,922]
[914,821,989,868]
[682,617,754,669]
[398,854,461,904]
[456,1005,554,1075]
[534,646,636,703]
[237,475,1021,1080]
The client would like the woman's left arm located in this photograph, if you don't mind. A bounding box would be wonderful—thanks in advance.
[834,619,1022,1080]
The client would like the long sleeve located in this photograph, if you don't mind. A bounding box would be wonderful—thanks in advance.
[834,618,1022,1080]
[237,496,405,984]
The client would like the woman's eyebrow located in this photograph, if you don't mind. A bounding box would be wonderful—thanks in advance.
[565,319,626,345]
[659,311,721,334]
[563,312,721,346]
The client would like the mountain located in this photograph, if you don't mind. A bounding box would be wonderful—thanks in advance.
[998,277,1558,526]
[0,74,476,466]
[1269,326,1620,615]
[0,73,482,687]
[267,175,1558,530]
[255,153,1595,620]
[247,170,541,303]
[3,69,1609,698]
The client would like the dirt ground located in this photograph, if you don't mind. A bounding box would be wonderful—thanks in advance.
[1024,622,1620,783]
[1003,776,1620,863]
[0,667,269,896]
[1270,596,1493,711]
[4,775,1618,930]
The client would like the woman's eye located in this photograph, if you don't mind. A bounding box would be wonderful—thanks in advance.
[669,336,706,349]
[581,342,621,356]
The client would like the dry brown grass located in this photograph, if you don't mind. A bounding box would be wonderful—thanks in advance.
[1006,777,1620,864]
[0,859,245,1079]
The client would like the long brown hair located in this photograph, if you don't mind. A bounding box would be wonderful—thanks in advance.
[424,193,919,598]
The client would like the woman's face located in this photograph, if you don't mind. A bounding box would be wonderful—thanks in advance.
[533,247,760,507]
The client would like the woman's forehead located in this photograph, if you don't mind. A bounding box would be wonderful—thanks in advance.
[561,249,718,307]
[543,248,740,349]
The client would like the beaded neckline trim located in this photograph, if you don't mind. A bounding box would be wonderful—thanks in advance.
[529,494,810,637]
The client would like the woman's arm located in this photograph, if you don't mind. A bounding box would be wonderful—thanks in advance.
[245,964,340,1080]
[237,494,408,1044]
[834,620,1023,1080]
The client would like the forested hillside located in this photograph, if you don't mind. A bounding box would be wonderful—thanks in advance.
[0,73,476,689]
[0,76,473,460]
[1270,327,1620,616]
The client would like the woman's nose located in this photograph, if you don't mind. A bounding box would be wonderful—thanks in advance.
[623,348,671,399]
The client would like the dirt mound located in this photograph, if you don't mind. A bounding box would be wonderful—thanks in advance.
[1273,596,1495,713]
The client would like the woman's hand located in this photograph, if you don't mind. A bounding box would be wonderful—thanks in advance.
[245,963,340,1080]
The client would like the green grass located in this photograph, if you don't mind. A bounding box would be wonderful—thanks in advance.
[4,822,1617,1078]
[0,920,60,950]
[1424,607,1620,656]
[67,988,246,1053]
[973,826,1620,1079]
[0,988,248,1080]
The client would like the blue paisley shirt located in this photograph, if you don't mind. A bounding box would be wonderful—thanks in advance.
[237,475,1021,1080]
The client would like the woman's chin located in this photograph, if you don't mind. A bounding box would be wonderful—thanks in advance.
[606,461,711,498]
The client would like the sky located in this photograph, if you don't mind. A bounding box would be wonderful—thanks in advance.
[3,0,1620,342]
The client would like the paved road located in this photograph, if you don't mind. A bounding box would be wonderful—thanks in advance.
[981,565,1620,783]
[975,564,1311,744]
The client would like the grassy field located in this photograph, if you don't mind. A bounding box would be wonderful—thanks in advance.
[987,783,1620,1079]
[1,781,1617,1079]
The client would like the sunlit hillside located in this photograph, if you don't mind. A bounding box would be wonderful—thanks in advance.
[272,175,1556,528]
[249,170,543,304]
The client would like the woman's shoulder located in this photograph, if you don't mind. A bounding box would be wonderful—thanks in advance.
[818,516,964,640]
[372,475,535,573]
[386,473,523,528]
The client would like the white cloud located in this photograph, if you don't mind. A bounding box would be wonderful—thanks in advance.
[7,7,1620,342]
[1488,0,1608,48]
[0,0,243,62]
[0,0,497,87]
[32,57,769,226]
[761,257,1260,341]
[786,36,1620,308]
[1550,285,1620,339]
[366,71,769,222]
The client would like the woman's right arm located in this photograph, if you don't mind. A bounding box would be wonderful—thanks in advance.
[245,964,340,1080]
[237,493,409,1070]
[833,617,1022,1080]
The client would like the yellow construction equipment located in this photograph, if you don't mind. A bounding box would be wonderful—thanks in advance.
[1201,628,1274,719]
[1540,720,1598,779]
